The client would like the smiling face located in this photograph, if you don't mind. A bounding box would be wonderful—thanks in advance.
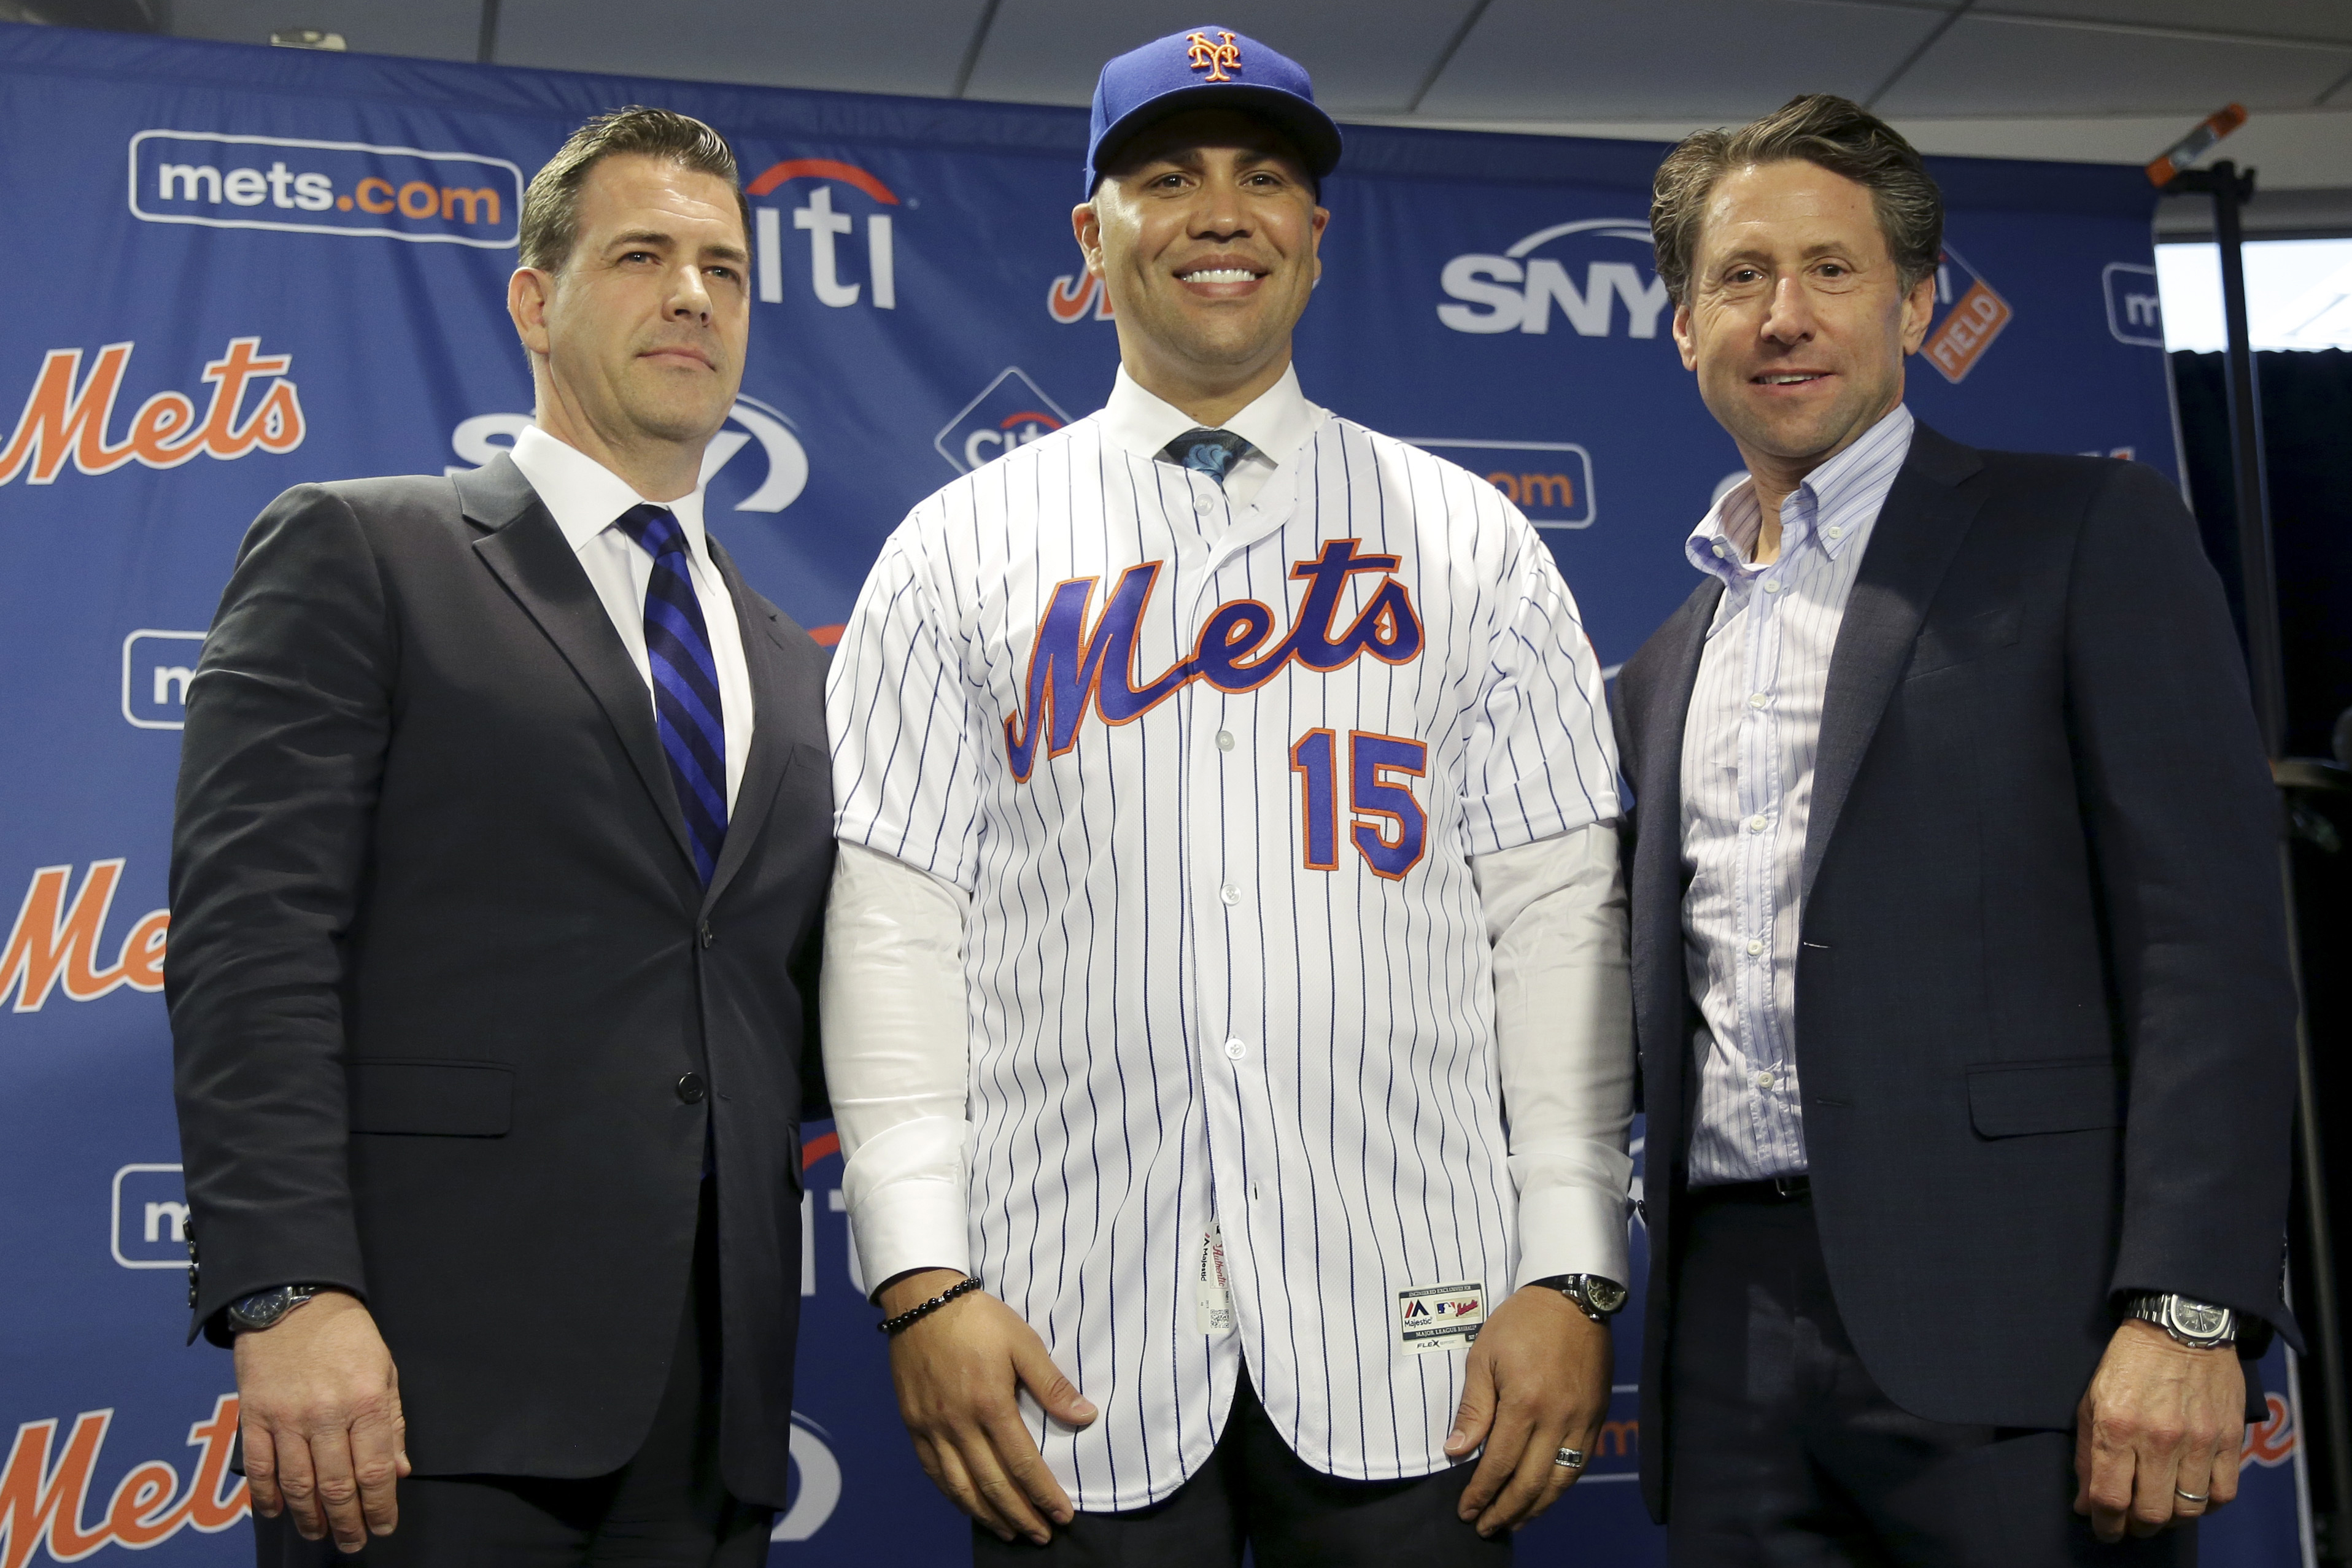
[1075,108,1328,417]
[509,152,750,493]
[1672,158,1936,485]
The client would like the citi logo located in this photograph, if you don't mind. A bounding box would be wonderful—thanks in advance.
[451,396,809,514]
[130,131,522,248]
[0,337,304,486]
[935,368,1070,474]
[1437,218,1671,338]
[1,860,169,1014]
[749,160,899,311]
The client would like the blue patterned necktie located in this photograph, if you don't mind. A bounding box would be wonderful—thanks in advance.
[614,504,727,884]
[1160,427,1258,487]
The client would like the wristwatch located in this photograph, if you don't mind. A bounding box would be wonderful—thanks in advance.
[1531,1273,1628,1324]
[225,1283,324,1334]
[2126,1292,2237,1350]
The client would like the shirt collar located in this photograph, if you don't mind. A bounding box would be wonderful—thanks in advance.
[1684,402,1914,584]
[1097,361,1322,471]
[508,424,716,568]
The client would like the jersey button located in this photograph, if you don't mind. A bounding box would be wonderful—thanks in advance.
[676,1073,707,1105]
[1219,882,1241,906]
[1223,1039,1247,1061]
[1193,493,1217,516]
[1215,730,1235,752]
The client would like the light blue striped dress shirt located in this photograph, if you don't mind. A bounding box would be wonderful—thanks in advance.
[1679,403,1915,1186]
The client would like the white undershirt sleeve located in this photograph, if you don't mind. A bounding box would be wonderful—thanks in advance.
[1474,819,1636,1293]
[819,838,974,1297]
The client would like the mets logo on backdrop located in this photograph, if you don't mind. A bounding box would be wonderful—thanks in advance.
[1922,242,2013,384]
[0,338,303,485]
[1186,29,1242,80]
[130,131,522,247]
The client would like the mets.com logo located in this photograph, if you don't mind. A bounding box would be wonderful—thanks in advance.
[130,131,522,247]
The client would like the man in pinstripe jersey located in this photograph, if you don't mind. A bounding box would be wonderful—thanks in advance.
[822,27,1636,1567]
[1613,95,2298,1566]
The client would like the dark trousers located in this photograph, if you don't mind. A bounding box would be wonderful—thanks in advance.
[1663,1183,2194,1568]
[252,1181,772,1567]
[973,1371,1511,1568]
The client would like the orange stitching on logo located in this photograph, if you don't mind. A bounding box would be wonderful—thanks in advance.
[1185,30,1241,82]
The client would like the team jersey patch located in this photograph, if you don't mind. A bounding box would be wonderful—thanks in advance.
[1397,1279,1487,1354]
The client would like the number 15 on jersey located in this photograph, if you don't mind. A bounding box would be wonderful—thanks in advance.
[1290,730,1428,880]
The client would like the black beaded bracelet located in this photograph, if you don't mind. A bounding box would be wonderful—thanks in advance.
[878,1275,982,1336]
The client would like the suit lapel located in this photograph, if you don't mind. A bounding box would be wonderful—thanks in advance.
[460,454,698,878]
[1800,423,1987,902]
[701,537,799,913]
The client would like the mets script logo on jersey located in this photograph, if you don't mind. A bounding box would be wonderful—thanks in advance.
[1186,30,1241,80]
[1005,539,1421,778]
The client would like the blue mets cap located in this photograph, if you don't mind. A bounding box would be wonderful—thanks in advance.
[1084,26,1343,197]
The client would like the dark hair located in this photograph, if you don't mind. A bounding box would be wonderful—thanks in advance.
[519,106,750,273]
[1650,93,1941,307]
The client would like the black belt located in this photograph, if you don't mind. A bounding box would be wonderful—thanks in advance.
[1689,1172,1811,1204]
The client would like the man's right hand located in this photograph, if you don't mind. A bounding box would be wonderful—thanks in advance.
[880,1268,1097,1545]
[231,1289,408,1554]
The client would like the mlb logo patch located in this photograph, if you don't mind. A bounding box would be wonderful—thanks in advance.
[1397,1279,1486,1354]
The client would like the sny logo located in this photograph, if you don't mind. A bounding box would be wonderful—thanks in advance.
[1439,218,1671,339]
[935,368,1070,474]
[0,338,303,486]
[1186,29,1242,82]
[748,160,899,311]
[131,131,521,247]
[451,396,809,514]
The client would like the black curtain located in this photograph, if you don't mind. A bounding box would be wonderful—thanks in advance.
[2173,348,2352,1527]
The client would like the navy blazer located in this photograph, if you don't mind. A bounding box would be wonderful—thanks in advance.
[1610,421,2299,1521]
[169,455,834,1506]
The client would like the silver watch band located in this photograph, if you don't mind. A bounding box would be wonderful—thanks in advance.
[2126,1292,2237,1350]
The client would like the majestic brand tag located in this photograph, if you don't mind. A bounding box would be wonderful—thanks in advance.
[1397,1279,1485,1354]
[1197,1220,1234,1334]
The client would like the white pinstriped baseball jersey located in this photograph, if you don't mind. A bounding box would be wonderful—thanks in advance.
[827,369,1622,1508]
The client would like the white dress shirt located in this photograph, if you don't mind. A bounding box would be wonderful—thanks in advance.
[1679,403,1913,1186]
[823,361,1631,1505]
[508,425,753,811]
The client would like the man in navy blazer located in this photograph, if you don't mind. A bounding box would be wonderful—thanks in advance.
[1611,94,2299,1564]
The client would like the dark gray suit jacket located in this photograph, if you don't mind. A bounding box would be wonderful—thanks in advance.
[1611,422,2299,1521]
[168,454,834,1506]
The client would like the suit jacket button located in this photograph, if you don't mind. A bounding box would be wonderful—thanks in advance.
[676,1073,708,1105]
[698,922,714,949]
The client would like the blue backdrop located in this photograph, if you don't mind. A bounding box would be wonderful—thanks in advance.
[0,21,2311,1566]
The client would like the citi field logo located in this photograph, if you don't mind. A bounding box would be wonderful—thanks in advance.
[749,160,899,311]
[935,368,1070,473]
[1922,244,2011,384]
[0,338,303,486]
[1,860,169,1013]
[1437,218,1672,339]
[0,1396,247,1563]
[130,131,522,247]
[450,396,809,514]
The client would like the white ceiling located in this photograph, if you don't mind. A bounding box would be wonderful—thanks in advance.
[159,0,2352,191]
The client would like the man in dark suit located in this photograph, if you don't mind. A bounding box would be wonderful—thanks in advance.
[169,107,832,1566]
[1612,94,2300,1564]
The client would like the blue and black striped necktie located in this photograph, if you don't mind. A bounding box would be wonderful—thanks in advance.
[614,504,727,884]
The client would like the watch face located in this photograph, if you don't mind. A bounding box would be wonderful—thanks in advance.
[1585,1276,1629,1315]
[2170,1299,2229,1338]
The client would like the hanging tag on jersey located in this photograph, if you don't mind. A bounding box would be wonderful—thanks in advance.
[1196,1221,1234,1335]
[1397,1279,1486,1354]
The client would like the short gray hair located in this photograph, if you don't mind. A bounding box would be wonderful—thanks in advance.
[1650,93,1942,307]
[519,106,749,273]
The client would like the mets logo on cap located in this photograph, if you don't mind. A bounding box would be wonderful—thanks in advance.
[1185,29,1240,81]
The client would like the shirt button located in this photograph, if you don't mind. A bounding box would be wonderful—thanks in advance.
[1826,525,1844,540]
[1762,579,1783,595]
[1194,493,1217,515]
[1711,543,1728,558]
[1224,1039,1248,1061]
[1220,882,1241,906]
[1747,814,1768,833]
[1215,730,1236,752]
[1755,1070,1775,1090]
[676,1073,707,1105]
[1747,938,1765,956]
[1747,693,1767,709]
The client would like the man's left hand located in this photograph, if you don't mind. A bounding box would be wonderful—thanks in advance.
[2075,1319,2246,1542]
[1446,1285,1612,1537]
